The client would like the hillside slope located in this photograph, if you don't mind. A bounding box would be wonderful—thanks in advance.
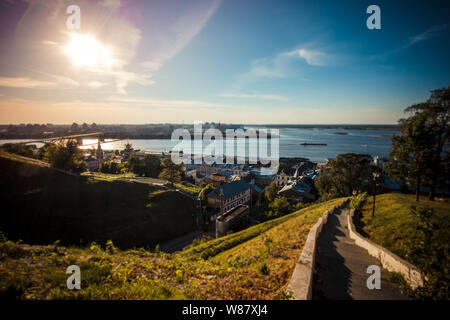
[359,193,450,262]
[0,197,344,299]
[0,152,196,249]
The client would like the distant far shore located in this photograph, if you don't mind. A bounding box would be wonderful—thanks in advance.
[0,123,399,140]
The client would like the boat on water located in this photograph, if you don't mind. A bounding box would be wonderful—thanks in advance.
[300,141,327,146]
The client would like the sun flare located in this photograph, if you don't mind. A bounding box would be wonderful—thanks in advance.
[64,33,112,68]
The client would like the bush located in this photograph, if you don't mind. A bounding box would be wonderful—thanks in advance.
[350,192,368,212]
[100,161,123,174]
[407,206,449,300]
[106,240,117,254]
[258,262,270,275]
[1,143,36,158]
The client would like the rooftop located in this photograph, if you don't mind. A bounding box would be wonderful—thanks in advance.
[207,180,252,199]
[217,204,249,223]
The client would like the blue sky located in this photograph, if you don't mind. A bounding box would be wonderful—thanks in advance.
[0,0,448,124]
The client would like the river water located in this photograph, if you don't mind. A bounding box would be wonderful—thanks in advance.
[1,127,397,162]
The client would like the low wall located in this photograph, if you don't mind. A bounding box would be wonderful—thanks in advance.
[287,199,349,300]
[347,209,423,289]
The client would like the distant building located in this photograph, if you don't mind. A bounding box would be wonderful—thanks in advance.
[278,181,315,203]
[216,204,250,237]
[276,162,316,186]
[85,156,99,171]
[120,143,135,161]
[96,140,104,164]
[207,180,252,212]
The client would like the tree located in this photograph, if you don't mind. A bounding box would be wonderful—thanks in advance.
[199,184,215,205]
[100,161,123,174]
[158,157,183,185]
[1,143,36,158]
[315,153,373,199]
[264,182,278,202]
[43,139,86,173]
[142,154,161,178]
[266,196,290,219]
[405,87,450,200]
[126,154,162,177]
[126,155,145,176]
[407,206,449,299]
[386,87,449,201]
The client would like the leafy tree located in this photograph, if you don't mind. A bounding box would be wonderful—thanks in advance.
[100,161,123,174]
[315,153,373,199]
[266,196,290,218]
[407,206,449,299]
[142,154,161,177]
[126,154,162,177]
[406,87,449,200]
[199,184,215,205]
[158,157,183,185]
[1,143,36,158]
[386,87,449,201]
[43,139,86,173]
[264,182,278,202]
[126,155,145,176]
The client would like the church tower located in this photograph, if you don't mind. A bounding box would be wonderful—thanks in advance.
[96,139,104,163]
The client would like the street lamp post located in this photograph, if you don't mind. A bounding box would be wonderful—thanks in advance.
[372,171,381,217]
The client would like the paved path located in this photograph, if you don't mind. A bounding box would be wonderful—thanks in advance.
[312,208,408,300]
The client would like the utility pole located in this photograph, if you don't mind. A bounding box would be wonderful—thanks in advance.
[372,171,380,217]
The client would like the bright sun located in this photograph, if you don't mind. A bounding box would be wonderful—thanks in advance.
[64,33,112,68]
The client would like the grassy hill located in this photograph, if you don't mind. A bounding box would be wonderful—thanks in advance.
[0,194,344,299]
[359,193,450,262]
[0,151,196,249]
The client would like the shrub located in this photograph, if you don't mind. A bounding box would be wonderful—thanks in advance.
[258,262,270,275]
[350,192,368,212]
[106,240,117,254]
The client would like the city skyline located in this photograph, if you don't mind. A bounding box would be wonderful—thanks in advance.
[0,0,449,124]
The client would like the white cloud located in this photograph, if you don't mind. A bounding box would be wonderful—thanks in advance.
[371,25,447,59]
[282,48,327,66]
[138,0,222,74]
[106,96,223,109]
[220,93,289,101]
[234,45,327,89]
[409,25,447,45]
[0,76,78,89]
[88,81,106,89]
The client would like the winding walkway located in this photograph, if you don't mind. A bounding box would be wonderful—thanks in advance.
[312,208,408,300]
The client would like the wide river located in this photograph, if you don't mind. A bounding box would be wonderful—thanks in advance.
[0,127,398,162]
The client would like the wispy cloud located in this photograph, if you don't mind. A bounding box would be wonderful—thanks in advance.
[88,81,107,89]
[233,44,328,89]
[282,48,327,66]
[0,76,78,89]
[220,93,289,101]
[106,96,223,109]
[371,24,447,59]
[138,0,222,75]
[409,25,447,45]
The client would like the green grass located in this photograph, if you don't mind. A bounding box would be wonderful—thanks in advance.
[0,150,346,300]
[0,196,344,300]
[174,182,201,195]
[0,150,49,167]
[181,198,344,260]
[0,152,196,249]
[360,193,450,262]
[81,171,136,179]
